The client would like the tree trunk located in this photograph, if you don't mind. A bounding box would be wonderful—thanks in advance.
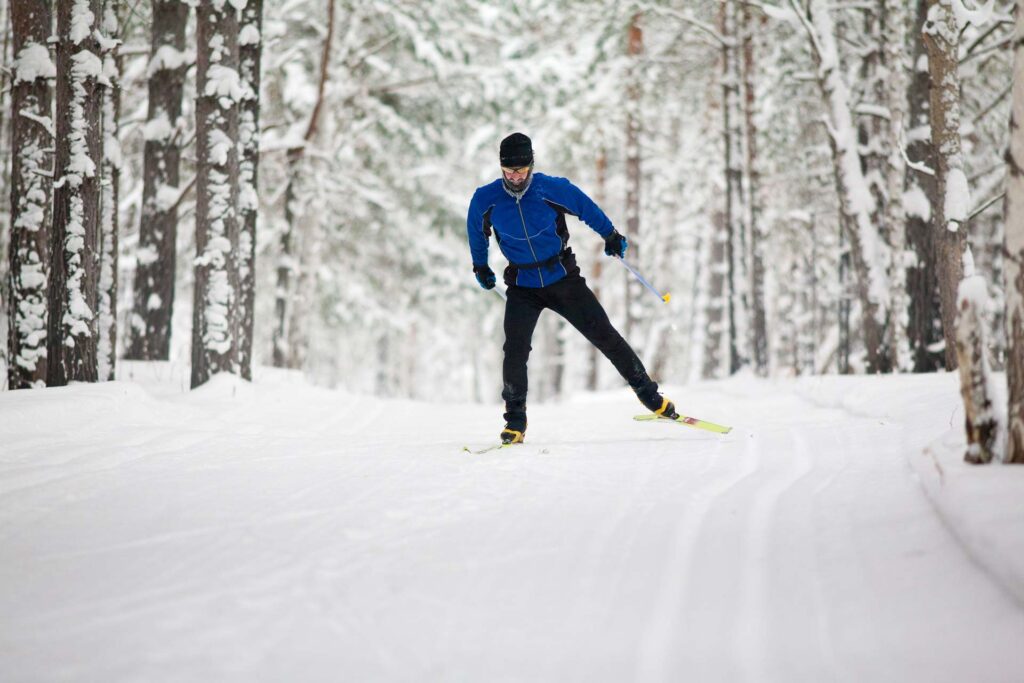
[955,254,999,464]
[98,0,120,381]
[1005,0,1024,464]
[923,0,969,370]
[905,0,945,372]
[126,0,189,361]
[722,0,746,375]
[191,0,241,388]
[624,12,643,340]
[272,157,298,369]
[7,0,53,389]
[703,209,728,379]
[273,0,334,370]
[807,0,890,374]
[48,0,102,386]
[741,2,767,376]
[884,0,913,371]
[238,0,263,380]
[586,150,607,391]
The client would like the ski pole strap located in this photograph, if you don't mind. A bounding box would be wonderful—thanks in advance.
[616,256,671,303]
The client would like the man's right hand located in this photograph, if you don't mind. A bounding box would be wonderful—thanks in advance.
[473,264,496,290]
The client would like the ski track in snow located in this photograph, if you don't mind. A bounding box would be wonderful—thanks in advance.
[1,375,1023,682]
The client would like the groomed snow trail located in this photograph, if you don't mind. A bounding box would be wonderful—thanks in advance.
[1,372,1023,682]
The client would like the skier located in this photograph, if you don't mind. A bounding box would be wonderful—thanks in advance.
[467,132,678,445]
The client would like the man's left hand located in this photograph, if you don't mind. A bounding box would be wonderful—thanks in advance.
[604,231,628,258]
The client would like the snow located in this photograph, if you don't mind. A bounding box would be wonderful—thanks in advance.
[239,24,261,46]
[13,43,56,84]
[1,366,1022,680]
[951,0,996,31]
[146,45,194,78]
[903,183,932,222]
[207,128,234,166]
[142,112,174,142]
[204,64,243,105]
[945,167,971,227]
[69,0,95,45]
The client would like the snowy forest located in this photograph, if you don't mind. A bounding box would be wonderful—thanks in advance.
[5,2,1024,679]
[1,0,1024,461]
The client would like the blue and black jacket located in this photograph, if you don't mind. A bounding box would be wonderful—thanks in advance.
[466,173,615,288]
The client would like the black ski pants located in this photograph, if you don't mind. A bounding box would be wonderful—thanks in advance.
[501,273,657,423]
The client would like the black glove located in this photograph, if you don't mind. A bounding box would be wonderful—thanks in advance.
[473,264,496,290]
[604,230,628,258]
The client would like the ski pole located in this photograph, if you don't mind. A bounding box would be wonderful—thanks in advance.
[492,287,507,302]
[615,256,671,303]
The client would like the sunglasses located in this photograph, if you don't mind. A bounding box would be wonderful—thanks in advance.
[501,165,532,175]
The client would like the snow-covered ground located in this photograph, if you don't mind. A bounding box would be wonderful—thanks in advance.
[2,364,1023,682]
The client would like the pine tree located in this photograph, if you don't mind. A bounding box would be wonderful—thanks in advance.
[191,0,242,388]
[126,0,190,362]
[97,0,121,382]
[48,0,103,386]
[8,0,53,389]
[238,0,263,381]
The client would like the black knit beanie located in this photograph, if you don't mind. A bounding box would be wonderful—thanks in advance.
[499,132,533,167]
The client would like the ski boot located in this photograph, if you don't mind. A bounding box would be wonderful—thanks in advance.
[500,413,527,445]
[638,390,679,420]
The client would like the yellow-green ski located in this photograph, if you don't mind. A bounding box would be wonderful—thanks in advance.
[633,413,732,434]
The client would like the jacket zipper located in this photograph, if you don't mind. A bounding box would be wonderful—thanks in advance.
[516,195,544,287]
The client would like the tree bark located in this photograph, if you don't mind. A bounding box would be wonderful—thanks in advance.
[48,0,102,386]
[906,0,945,372]
[624,11,643,340]
[8,0,53,389]
[1005,0,1024,464]
[273,0,334,369]
[722,0,746,374]
[191,0,241,388]
[955,260,999,464]
[923,0,969,370]
[703,210,728,379]
[586,150,607,391]
[238,0,263,380]
[127,0,189,361]
[741,2,768,376]
[806,0,890,373]
[98,0,120,381]
[884,0,913,371]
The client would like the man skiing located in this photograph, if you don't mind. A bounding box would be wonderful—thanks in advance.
[466,132,678,445]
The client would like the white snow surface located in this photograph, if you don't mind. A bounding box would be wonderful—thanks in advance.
[2,366,1023,681]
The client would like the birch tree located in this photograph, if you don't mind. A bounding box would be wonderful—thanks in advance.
[7,0,53,389]
[191,0,242,388]
[922,0,970,370]
[792,0,891,373]
[1005,0,1024,464]
[48,0,103,385]
[126,0,191,361]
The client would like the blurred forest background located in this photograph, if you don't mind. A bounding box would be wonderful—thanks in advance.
[1,0,1021,414]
